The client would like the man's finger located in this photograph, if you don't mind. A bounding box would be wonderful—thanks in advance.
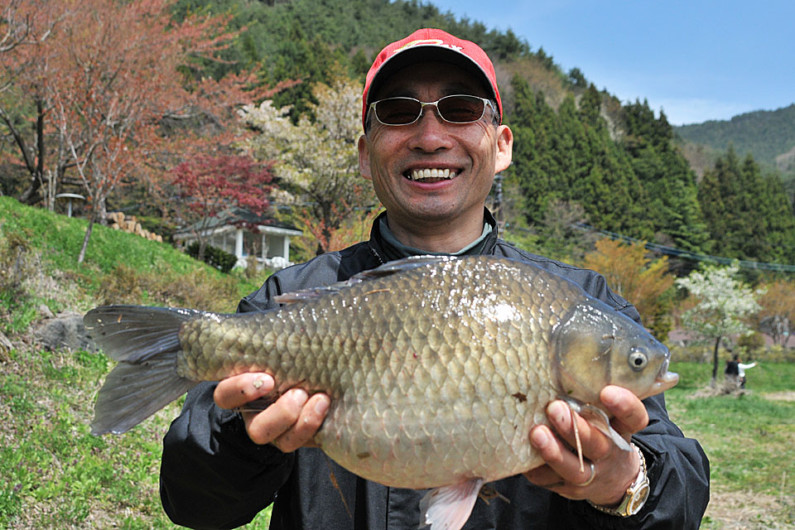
[544,401,613,461]
[526,425,598,493]
[245,388,308,446]
[601,386,649,434]
[272,393,330,452]
[213,372,275,410]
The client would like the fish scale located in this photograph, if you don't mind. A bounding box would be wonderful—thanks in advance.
[84,255,677,530]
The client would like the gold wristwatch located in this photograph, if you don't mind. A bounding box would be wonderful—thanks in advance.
[588,444,650,517]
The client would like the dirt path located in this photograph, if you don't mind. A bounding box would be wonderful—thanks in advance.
[705,489,793,529]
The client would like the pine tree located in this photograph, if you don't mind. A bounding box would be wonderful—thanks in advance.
[699,148,795,263]
[508,75,559,223]
[622,100,708,252]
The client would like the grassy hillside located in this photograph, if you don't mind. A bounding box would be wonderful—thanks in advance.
[1,197,793,528]
[0,196,277,528]
[0,196,265,326]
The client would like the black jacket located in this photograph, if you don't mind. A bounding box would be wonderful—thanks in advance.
[160,212,710,529]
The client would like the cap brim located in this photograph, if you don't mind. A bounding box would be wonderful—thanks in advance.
[366,45,497,104]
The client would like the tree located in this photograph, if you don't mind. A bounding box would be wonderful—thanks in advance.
[698,148,795,263]
[756,279,795,346]
[675,264,762,384]
[532,199,598,262]
[621,100,709,254]
[290,206,382,259]
[0,0,39,54]
[170,154,274,262]
[582,238,674,338]
[0,0,62,204]
[239,76,377,254]
[507,77,651,242]
[0,0,267,263]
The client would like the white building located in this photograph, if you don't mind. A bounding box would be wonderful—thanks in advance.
[173,208,302,270]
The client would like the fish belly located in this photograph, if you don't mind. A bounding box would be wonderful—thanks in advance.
[318,382,554,488]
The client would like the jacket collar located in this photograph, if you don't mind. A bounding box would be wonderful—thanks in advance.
[368,208,499,262]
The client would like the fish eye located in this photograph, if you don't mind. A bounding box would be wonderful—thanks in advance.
[628,349,648,372]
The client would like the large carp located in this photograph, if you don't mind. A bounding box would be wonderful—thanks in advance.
[84,255,677,529]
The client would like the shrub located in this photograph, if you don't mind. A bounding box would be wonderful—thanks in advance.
[96,263,241,312]
[186,242,237,273]
[737,332,766,357]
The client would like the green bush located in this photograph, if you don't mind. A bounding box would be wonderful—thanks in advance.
[737,331,766,356]
[186,242,237,273]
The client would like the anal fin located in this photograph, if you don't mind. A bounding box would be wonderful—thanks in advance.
[419,478,484,530]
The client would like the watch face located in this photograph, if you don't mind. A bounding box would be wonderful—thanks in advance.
[628,483,651,515]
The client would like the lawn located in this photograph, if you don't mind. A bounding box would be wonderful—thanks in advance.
[666,361,795,528]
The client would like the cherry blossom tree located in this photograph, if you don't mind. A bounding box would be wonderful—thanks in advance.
[0,0,279,263]
[0,0,62,204]
[238,76,377,254]
[676,264,762,384]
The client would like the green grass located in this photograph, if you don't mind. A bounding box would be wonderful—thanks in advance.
[0,346,273,528]
[0,196,266,312]
[1,347,166,527]
[666,362,795,527]
[0,196,274,528]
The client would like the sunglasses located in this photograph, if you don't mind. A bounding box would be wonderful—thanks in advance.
[367,94,497,127]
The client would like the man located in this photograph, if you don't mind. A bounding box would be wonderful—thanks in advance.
[160,28,709,529]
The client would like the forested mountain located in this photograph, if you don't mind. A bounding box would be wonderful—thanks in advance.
[675,105,795,174]
[172,0,541,117]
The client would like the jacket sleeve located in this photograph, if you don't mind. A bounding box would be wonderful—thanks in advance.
[160,382,294,529]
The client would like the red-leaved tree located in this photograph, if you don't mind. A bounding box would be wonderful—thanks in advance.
[171,154,274,261]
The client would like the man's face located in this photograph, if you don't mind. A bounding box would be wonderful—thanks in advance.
[358,61,512,239]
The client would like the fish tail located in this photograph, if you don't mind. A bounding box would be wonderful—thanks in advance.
[84,305,203,435]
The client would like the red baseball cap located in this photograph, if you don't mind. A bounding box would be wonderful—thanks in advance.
[362,28,503,129]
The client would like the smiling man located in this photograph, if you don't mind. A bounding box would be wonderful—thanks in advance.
[359,60,512,252]
[160,28,709,529]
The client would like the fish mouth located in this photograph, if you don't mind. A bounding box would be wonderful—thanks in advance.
[651,358,679,394]
[404,168,458,183]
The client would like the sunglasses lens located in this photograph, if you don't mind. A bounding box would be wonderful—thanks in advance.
[437,96,485,123]
[371,96,488,126]
[374,98,423,125]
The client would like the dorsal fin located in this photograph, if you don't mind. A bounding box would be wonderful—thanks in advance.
[273,255,458,305]
[355,255,457,279]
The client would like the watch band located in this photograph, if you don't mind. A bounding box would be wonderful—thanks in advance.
[588,443,650,517]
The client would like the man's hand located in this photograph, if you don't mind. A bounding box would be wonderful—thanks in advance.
[524,386,648,507]
[213,372,330,452]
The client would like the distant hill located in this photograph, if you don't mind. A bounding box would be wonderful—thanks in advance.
[674,104,795,182]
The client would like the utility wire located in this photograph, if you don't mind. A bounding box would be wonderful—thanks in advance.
[573,223,795,273]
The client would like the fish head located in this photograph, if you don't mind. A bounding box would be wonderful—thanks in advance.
[551,298,678,405]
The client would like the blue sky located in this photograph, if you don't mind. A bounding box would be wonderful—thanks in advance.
[428,0,794,125]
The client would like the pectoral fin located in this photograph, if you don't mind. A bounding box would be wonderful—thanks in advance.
[576,403,633,452]
[419,478,484,530]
